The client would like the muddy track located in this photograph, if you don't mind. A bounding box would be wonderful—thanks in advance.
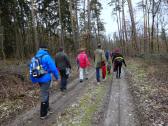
[104,70,140,126]
[92,76,112,126]
[2,69,95,126]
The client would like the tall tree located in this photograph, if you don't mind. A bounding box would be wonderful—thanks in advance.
[150,0,161,53]
[58,0,65,48]
[87,0,91,47]
[127,0,138,52]
[69,0,77,51]
[122,0,127,54]
[31,0,39,51]
[74,0,80,49]
[0,10,5,60]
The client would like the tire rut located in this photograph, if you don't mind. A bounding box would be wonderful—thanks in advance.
[104,70,140,126]
[2,69,95,126]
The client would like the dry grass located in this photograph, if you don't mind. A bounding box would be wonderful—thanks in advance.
[127,58,168,126]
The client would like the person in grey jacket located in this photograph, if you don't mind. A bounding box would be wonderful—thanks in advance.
[55,47,71,92]
[94,44,106,84]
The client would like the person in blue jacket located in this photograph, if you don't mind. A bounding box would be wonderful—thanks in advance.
[105,50,110,62]
[30,44,60,119]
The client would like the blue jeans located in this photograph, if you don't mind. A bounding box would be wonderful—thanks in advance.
[96,67,100,82]
[39,81,51,102]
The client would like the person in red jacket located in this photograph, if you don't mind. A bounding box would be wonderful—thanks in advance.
[76,48,90,82]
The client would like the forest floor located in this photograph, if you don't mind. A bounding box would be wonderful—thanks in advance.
[126,58,168,126]
[0,57,167,126]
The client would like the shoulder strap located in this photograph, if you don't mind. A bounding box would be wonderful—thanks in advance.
[35,54,47,64]
[35,54,47,59]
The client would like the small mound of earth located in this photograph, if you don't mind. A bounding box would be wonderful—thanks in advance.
[0,72,39,124]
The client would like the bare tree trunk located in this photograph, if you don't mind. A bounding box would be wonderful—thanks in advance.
[87,0,91,48]
[83,0,86,33]
[151,0,155,53]
[143,0,148,53]
[94,27,98,46]
[156,14,159,53]
[75,0,80,49]
[58,0,65,48]
[0,26,5,60]
[122,0,127,55]
[31,0,38,51]
[162,30,168,53]
[69,0,77,52]
[147,7,150,53]
[151,0,161,53]
[115,1,121,47]
[118,0,125,54]
[116,12,121,46]
[118,0,124,52]
[127,0,138,53]
[0,10,5,60]
[96,16,100,43]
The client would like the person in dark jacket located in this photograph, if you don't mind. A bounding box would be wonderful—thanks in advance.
[30,44,60,119]
[112,49,126,79]
[55,47,71,92]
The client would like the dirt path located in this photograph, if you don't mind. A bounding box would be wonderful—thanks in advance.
[2,68,140,126]
[2,69,95,126]
[104,70,139,126]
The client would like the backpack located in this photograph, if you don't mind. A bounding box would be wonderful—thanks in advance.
[114,56,124,63]
[29,55,47,78]
[77,53,87,66]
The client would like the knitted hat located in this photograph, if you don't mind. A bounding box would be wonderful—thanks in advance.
[114,48,120,53]
[39,43,48,50]
[98,43,101,48]
[79,47,86,52]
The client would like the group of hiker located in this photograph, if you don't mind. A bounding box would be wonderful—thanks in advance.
[29,43,126,119]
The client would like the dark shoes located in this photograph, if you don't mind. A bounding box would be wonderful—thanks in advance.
[40,101,54,120]
[60,88,67,92]
[40,115,47,120]
[80,78,88,83]
[40,102,48,120]
[116,75,121,79]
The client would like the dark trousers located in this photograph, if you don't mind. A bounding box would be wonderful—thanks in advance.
[59,69,68,91]
[39,82,50,117]
[96,67,101,82]
[115,61,122,78]
[102,65,106,79]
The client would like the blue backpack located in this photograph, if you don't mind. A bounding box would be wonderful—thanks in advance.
[29,55,47,78]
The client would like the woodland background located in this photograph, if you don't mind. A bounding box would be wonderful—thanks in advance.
[0,0,168,59]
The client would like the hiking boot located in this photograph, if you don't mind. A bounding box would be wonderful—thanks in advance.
[40,115,48,120]
[48,108,53,114]
[85,78,88,80]
[97,82,100,85]
[80,79,83,83]
[40,102,48,118]
[48,110,53,115]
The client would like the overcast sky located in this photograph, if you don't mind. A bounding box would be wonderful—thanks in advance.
[100,0,142,37]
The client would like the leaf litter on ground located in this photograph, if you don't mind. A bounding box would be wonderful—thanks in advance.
[126,58,168,126]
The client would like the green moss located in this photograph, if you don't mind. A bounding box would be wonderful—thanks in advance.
[53,84,108,126]
[80,85,106,126]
